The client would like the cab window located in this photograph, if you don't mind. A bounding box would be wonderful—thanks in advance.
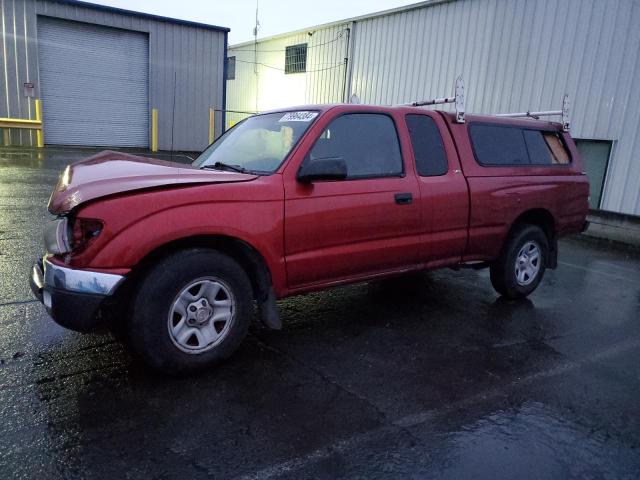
[406,114,448,176]
[308,113,403,179]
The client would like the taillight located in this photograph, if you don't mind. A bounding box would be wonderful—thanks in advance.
[69,218,104,253]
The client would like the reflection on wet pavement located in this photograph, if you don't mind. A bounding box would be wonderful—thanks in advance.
[1,147,639,479]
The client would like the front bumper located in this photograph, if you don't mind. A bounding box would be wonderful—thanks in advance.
[30,256,124,332]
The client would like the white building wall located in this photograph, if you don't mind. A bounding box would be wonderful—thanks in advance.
[228,0,640,216]
[227,24,348,126]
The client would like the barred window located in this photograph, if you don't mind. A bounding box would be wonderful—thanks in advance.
[226,56,236,80]
[285,44,307,74]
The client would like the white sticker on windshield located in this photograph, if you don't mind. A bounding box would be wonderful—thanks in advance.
[278,111,318,122]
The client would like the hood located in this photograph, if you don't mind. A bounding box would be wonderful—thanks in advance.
[48,150,258,214]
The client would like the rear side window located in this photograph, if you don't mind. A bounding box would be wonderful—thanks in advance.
[470,124,571,166]
[523,130,570,165]
[523,130,554,165]
[542,132,570,164]
[406,115,448,176]
[308,113,403,179]
[469,125,530,165]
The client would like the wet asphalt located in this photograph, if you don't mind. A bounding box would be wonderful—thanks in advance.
[1,147,639,479]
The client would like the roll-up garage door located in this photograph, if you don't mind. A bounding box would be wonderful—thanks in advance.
[37,17,149,147]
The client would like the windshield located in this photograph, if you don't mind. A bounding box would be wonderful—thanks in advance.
[192,111,319,174]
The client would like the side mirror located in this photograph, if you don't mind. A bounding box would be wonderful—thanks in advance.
[297,157,348,183]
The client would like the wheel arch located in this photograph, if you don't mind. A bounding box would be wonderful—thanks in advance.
[106,234,279,331]
[138,235,273,301]
[508,208,558,268]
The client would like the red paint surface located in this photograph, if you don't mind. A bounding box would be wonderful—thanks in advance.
[48,105,589,298]
[48,150,257,214]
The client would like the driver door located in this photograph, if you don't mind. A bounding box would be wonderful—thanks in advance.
[283,111,421,289]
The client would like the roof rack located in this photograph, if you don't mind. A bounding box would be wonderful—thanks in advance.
[405,76,570,132]
[494,94,570,132]
[407,76,465,124]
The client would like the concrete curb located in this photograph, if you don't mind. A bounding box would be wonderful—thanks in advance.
[582,209,640,249]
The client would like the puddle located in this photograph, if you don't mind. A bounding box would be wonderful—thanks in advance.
[429,402,638,479]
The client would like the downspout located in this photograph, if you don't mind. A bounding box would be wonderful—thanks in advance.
[222,31,228,136]
[343,21,356,102]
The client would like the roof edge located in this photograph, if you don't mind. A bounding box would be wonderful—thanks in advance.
[229,0,452,48]
[54,0,230,32]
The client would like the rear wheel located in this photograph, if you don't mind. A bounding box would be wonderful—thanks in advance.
[490,224,548,299]
[127,249,253,375]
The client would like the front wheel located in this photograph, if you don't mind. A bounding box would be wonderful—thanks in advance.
[127,249,253,376]
[490,224,548,299]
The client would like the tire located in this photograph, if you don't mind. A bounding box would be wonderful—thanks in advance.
[490,224,548,299]
[127,248,253,376]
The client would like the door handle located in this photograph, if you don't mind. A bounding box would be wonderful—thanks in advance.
[394,192,413,205]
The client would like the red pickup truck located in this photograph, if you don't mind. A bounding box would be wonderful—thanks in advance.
[31,104,589,374]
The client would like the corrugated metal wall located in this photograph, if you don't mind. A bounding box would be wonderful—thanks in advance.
[228,0,640,216]
[0,0,38,147]
[0,0,227,151]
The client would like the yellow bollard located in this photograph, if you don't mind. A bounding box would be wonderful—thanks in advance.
[151,108,158,152]
[3,129,9,146]
[209,107,215,144]
[35,99,44,148]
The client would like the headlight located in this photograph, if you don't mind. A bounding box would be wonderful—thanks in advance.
[43,217,71,254]
[69,217,103,253]
[43,217,104,255]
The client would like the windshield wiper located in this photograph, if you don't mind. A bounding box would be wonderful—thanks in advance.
[202,162,247,174]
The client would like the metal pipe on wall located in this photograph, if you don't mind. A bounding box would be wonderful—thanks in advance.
[342,21,356,103]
